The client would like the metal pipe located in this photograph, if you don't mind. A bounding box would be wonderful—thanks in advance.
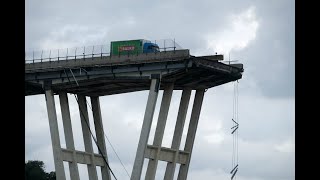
[41,50,43,63]
[75,47,77,60]
[92,46,94,60]
[83,46,85,60]
[66,48,69,61]
[49,50,51,62]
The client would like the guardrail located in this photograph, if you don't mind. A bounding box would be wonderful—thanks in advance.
[25,39,183,64]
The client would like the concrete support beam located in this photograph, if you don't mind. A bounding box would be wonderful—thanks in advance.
[177,89,205,180]
[61,148,106,166]
[59,92,80,180]
[144,145,190,165]
[78,95,98,180]
[91,96,111,180]
[45,90,66,180]
[164,88,192,180]
[131,77,160,180]
[145,83,174,180]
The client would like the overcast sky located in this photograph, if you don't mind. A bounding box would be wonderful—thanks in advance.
[25,0,295,180]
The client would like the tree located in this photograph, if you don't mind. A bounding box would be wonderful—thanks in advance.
[47,171,56,180]
[25,160,56,180]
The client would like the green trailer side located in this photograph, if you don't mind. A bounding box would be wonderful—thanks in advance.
[110,39,143,56]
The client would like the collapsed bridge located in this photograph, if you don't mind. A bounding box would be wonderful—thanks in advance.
[25,49,243,180]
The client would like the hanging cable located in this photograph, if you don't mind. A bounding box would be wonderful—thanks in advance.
[85,97,131,179]
[236,80,239,169]
[235,81,238,180]
[231,80,239,180]
[104,132,131,179]
[63,69,118,180]
[67,68,130,179]
[231,82,235,171]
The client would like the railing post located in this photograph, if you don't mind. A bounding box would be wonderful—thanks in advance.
[92,46,94,60]
[49,50,51,62]
[101,45,103,59]
[75,48,77,60]
[41,50,43,63]
[66,48,69,61]
[83,46,85,60]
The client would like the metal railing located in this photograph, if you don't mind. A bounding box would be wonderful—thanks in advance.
[25,39,183,64]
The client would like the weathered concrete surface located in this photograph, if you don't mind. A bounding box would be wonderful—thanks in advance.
[45,90,66,180]
[164,88,192,180]
[131,77,160,180]
[178,89,205,180]
[145,83,174,180]
[59,92,80,180]
[78,95,98,180]
[91,96,111,180]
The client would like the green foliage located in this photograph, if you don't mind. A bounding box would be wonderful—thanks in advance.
[25,160,56,180]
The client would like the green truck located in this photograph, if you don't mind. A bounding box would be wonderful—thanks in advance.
[110,39,160,56]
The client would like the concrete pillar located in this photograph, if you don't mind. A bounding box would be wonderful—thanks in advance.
[177,89,205,180]
[45,90,66,180]
[78,95,98,180]
[145,83,174,180]
[90,96,111,180]
[164,88,192,180]
[59,92,80,180]
[131,76,160,180]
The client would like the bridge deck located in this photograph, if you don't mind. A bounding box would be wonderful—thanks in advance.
[25,50,243,96]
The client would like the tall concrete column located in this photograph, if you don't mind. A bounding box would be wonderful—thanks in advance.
[90,96,111,180]
[45,90,66,180]
[164,88,192,180]
[78,95,98,180]
[131,76,160,180]
[59,92,80,180]
[145,83,174,180]
[177,89,205,180]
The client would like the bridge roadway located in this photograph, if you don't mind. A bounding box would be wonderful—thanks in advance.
[25,49,244,96]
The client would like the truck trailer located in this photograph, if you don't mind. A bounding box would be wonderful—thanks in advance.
[110,39,160,56]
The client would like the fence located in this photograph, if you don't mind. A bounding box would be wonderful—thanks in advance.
[25,39,183,64]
